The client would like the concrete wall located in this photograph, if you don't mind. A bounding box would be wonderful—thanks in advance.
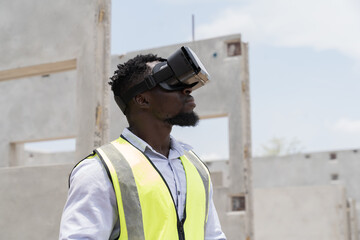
[3,9,359,237]
[213,187,248,240]
[0,0,111,167]
[252,149,360,239]
[22,151,75,166]
[0,164,73,239]
[0,34,251,239]
[0,0,111,239]
[206,148,360,239]
[252,149,360,190]
[206,159,230,187]
[254,185,350,240]
[206,149,360,212]
[0,0,99,166]
[349,198,359,240]
[1,71,77,167]
[0,0,94,70]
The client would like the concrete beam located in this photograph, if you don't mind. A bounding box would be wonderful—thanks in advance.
[0,59,76,82]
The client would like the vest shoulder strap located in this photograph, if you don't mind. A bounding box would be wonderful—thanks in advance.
[183,150,211,221]
[95,141,146,240]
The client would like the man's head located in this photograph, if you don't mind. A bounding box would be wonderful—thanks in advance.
[109,47,210,115]
[108,54,163,115]
[109,47,209,127]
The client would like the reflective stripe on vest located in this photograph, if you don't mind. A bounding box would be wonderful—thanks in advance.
[95,137,210,240]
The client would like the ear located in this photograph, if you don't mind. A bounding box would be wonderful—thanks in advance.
[134,93,150,109]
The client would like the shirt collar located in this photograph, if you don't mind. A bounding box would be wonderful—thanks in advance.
[121,128,193,157]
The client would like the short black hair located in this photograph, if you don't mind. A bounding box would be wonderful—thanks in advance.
[108,54,163,99]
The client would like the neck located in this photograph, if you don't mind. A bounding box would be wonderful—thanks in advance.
[128,116,173,157]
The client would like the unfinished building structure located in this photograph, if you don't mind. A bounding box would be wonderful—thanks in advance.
[3,0,358,239]
[0,0,112,239]
[0,0,252,237]
[207,149,360,240]
[253,149,360,240]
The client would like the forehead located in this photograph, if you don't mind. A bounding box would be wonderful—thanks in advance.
[146,61,160,70]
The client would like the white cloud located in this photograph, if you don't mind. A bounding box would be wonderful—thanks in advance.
[197,0,360,60]
[200,152,227,161]
[332,118,360,134]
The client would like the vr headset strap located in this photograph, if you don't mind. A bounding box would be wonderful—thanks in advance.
[121,64,174,105]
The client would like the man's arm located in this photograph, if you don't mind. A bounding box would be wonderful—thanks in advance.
[205,182,227,240]
[59,157,119,240]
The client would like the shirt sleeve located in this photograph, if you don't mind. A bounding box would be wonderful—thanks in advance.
[205,182,227,240]
[59,157,119,240]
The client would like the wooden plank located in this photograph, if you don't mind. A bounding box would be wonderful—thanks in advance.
[11,136,77,144]
[0,59,77,81]
[200,113,228,120]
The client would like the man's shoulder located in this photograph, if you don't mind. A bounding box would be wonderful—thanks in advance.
[69,153,110,187]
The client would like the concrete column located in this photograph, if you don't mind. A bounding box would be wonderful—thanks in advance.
[76,0,111,160]
[228,42,253,240]
[9,143,25,167]
[348,198,359,240]
[241,42,254,240]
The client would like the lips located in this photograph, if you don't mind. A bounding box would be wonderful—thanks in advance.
[185,96,196,108]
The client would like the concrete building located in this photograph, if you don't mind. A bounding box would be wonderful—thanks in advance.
[0,0,112,168]
[0,0,112,239]
[206,148,360,240]
[0,0,252,235]
[2,0,357,239]
[252,148,360,240]
[253,185,354,240]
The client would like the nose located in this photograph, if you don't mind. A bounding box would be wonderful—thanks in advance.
[182,87,192,95]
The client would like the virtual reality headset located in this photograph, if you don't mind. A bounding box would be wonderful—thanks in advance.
[118,46,210,113]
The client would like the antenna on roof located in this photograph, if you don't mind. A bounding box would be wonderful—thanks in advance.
[192,14,195,42]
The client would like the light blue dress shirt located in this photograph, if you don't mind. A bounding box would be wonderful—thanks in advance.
[59,128,226,240]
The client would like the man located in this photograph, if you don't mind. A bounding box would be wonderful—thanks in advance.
[59,47,226,240]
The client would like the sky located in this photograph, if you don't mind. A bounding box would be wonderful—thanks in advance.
[27,0,360,158]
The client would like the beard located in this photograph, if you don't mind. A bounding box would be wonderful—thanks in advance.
[165,111,199,127]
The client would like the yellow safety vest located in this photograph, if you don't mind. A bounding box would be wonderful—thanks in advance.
[94,136,211,240]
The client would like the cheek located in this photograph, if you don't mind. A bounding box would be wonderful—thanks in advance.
[163,102,182,116]
[156,97,183,117]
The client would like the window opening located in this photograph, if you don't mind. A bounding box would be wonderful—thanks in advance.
[331,173,339,181]
[171,116,229,161]
[226,41,241,57]
[231,195,246,211]
[24,138,76,153]
[329,153,337,160]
